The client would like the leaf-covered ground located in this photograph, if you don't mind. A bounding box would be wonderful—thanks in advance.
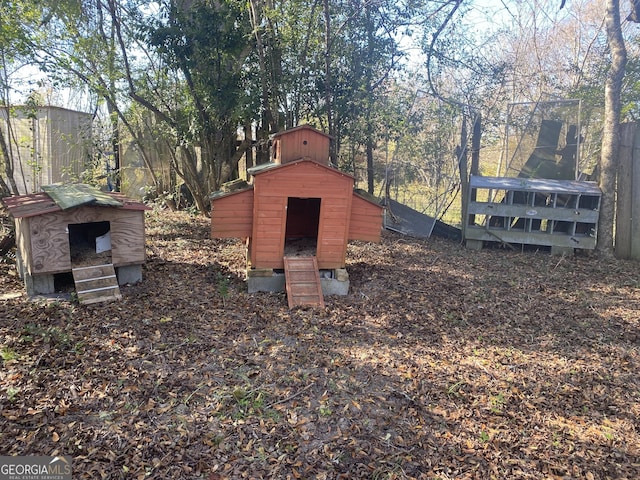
[1,209,639,479]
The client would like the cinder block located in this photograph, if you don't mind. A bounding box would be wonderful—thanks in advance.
[247,268,277,278]
[24,273,55,296]
[320,276,349,296]
[335,268,349,282]
[248,272,286,293]
[465,239,484,250]
[247,268,350,296]
[116,265,143,285]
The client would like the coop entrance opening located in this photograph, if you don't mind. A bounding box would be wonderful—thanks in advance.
[68,221,112,267]
[285,197,320,256]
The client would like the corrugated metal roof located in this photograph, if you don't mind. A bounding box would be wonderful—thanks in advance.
[1,193,60,218]
[1,184,150,219]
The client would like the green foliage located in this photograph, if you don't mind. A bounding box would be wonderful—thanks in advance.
[0,347,17,362]
[216,273,229,301]
[621,56,640,121]
[149,0,251,117]
[20,323,71,349]
[5,386,19,403]
[489,392,506,414]
[0,1,42,61]
[230,388,266,420]
[3,0,638,223]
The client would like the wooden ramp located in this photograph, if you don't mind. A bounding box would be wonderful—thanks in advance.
[72,264,122,305]
[283,256,324,309]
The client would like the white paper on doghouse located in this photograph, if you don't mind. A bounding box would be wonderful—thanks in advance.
[96,231,112,253]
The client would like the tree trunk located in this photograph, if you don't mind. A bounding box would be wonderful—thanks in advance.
[248,0,278,133]
[458,115,469,237]
[0,128,17,196]
[598,0,627,256]
[108,106,121,192]
[179,146,210,214]
[323,0,337,165]
[365,2,375,194]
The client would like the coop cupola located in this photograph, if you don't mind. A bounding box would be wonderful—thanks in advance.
[271,125,332,166]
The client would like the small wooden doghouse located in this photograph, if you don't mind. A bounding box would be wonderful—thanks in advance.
[211,125,383,306]
[2,184,150,303]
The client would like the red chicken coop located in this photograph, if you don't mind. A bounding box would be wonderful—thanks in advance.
[211,125,383,307]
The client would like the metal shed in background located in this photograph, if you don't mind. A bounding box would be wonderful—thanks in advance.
[1,106,93,195]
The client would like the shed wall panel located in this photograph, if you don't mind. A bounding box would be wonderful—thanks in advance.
[616,122,640,259]
[1,107,92,195]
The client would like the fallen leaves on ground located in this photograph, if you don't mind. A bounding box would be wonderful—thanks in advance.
[1,209,639,479]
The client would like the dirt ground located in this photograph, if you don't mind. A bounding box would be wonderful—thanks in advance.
[1,209,639,479]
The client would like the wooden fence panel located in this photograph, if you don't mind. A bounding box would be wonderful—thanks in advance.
[616,122,640,259]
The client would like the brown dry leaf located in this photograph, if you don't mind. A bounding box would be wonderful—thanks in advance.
[0,211,638,479]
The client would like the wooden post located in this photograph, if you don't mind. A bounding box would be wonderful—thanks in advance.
[615,122,633,258]
[469,113,482,225]
[459,116,469,241]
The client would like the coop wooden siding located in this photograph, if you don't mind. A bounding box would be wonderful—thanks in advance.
[258,173,353,198]
[348,194,383,242]
[317,197,351,269]
[210,189,253,238]
[250,161,355,269]
[28,211,72,273]
[252,197,287,268]
[27,207,146,275]
[274,127,331,165]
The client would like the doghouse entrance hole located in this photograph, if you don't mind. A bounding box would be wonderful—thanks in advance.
[285,197,320,256]
[69,221,112,266]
